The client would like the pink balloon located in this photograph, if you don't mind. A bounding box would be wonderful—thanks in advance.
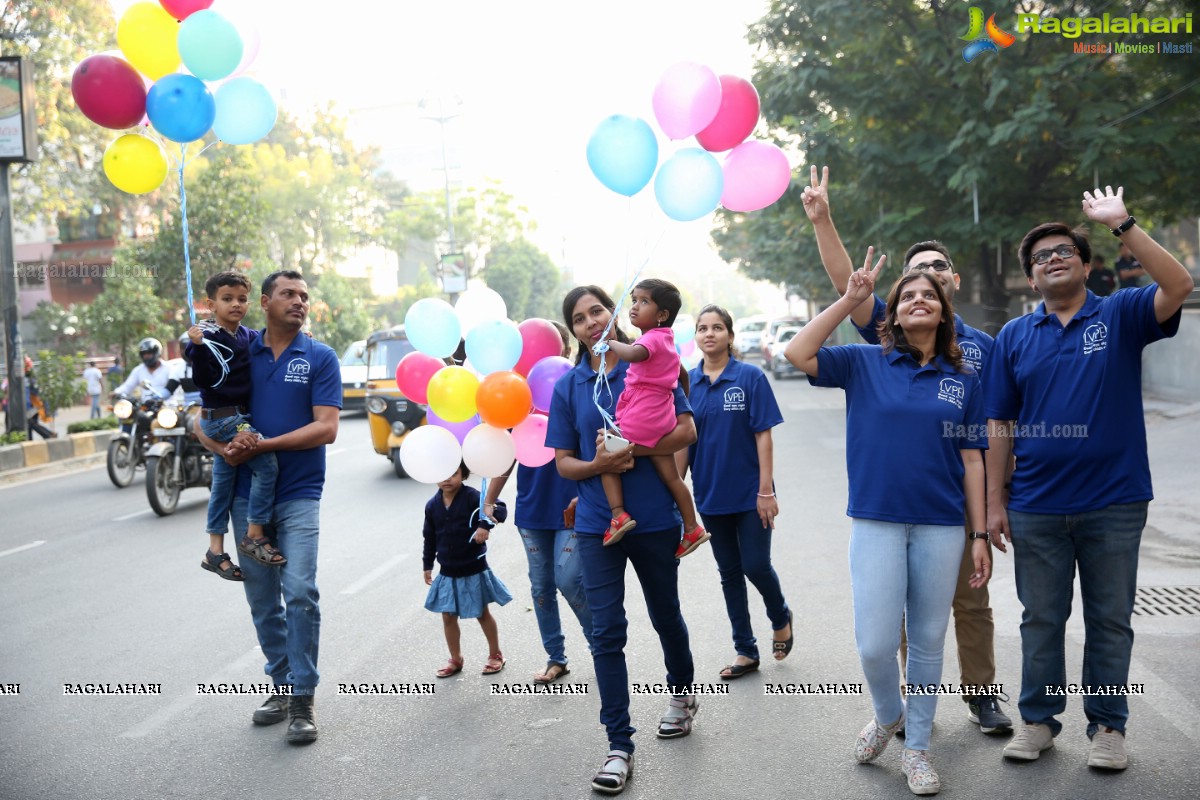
[514,318,565,376]
[159,0,213,21]
[651,61,722,141]
[527,356,573,413]
[721,141,792,213]
[71,55,147,130]
[696,76,760,153]
[512,414,554,467]
[395,351,445,405]
[427,410,480,445]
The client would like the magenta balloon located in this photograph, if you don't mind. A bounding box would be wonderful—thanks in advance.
[514,319,565,377]
[71,55,147,130]
[651,61,722,140]
[427,410,481,446]
[527,356,573,413]
[696,75,760,153]
[159,0,213,20]
[512,413,554,467]
[395,351,444,405]
[721,141,792,213]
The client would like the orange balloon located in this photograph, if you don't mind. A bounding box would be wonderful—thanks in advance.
[476,370,532,429]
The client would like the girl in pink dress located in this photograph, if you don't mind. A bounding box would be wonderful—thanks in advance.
[600,278,708,559]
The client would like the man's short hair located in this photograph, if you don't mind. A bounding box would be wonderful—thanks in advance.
[261,270,305,297]
[903,240,953,271]
[1018,222,1092,278]
[205,271,252,298]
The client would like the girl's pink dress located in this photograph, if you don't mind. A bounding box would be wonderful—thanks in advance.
[615,326,678,447]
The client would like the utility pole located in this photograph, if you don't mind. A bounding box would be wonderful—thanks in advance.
[418,96,463,303]
[1,164,26,435]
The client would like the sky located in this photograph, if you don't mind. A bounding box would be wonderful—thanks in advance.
[108,0,791,313]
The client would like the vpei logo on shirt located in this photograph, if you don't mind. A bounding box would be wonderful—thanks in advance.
[937,378,965,409]
[960,342,983,372]
[1082,322,1108,355]
[723,386,746,412]
[285,358,312,384]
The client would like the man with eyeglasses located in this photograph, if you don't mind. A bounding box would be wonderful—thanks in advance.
[802,166,1012,736]
[986,187,1193,771]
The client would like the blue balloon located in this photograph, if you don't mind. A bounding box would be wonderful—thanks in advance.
[146,74,215,143]
[586,115,659,197]
[654,148,724,222]
[405,298,462,358]
[213,78,277,145]
[465,319,523,375]
[178,10,243,81]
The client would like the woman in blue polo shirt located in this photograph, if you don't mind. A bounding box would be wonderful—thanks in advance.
[785,252,991,797]
[684,305,792,680]
[546,285,698,796]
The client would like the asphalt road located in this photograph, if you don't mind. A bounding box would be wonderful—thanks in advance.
[1,375,1198,800]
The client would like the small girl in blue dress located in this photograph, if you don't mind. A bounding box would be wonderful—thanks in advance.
[423,462,512,678]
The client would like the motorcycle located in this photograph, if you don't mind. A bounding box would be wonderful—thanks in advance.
[106,382,166,488]
[145,398,212,516]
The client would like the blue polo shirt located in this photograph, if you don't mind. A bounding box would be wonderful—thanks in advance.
[854,295,993,374]
[515,462,577,531]
[686,358,783,515]
[809,344,986,525]
[545,358,691,535]
[236,331,342,504]
[985,285,1180,515]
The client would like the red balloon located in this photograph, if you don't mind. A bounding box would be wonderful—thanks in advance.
[159,0,214,21]
[71,55,147,130]
[514,318,565,376]
[696,75,760,153]
[476,371,533,429]
[395,351,445,405]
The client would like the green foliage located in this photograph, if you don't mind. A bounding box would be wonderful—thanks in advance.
[67,415,119,433]
[32,350,84,416]
[0,431,28,446]
[28,301,85,354]
[308,271,374,355]
[370,274,441,330]
[79,277,176,367]
[483,238,564,321]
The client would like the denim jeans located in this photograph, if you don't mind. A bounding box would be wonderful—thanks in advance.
[518,528,594,665]
[231,496,321,695]
[202,413,278,535]
[577,529,695,754]
[848,519,963,752]
[1009,502,1147,737]
[89,393,101,419]
[702,510,790,662]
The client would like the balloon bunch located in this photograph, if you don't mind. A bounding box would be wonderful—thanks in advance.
[395,292,574,485]
[586,62,791,221]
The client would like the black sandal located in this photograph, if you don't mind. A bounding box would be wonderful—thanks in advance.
[201,550,244,581]
[719,659,760,680]
[238,536,287,567]
[534,661,570,684]
[773,609,794,660]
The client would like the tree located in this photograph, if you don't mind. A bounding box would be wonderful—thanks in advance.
[80,277,175,367]
[307,271,373,355]
[33,350,84,419]
[483,238,563,321]
[28,300,84,354]
[718,0,1200,331]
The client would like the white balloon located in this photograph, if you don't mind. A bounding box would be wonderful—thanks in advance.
[399,425,463,483]
[454,287,508,336]
[461,424,516,478]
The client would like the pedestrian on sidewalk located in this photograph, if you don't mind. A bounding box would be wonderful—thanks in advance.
[83,360,104,420]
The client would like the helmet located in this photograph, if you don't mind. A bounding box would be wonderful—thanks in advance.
[137,338,163,357]
[178,332,192,363]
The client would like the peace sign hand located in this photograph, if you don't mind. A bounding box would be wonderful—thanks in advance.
[1082,185,1128,229]
[801,165,831,223]
[844,247,885,305]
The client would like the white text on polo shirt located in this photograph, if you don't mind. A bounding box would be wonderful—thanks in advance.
[1083,322,1108,355]
[937,377,965,409]
[285,358,312,384]
[960,342,983,372]
[722,386,746,411]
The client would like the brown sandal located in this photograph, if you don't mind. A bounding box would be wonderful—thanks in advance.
[481,652,506,675]
[436,657,464,678]
[238,536,287,567]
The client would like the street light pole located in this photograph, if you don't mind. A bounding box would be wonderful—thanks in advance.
[418,96,463,302]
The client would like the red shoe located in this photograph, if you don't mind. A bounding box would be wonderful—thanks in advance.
[604,512,636,546]
[675,526,710,558]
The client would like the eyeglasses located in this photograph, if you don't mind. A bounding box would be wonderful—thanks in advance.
[1030,244,1079,265]
[904,259,953,273]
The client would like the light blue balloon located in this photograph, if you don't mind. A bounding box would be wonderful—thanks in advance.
[465,319,523,375]
[178,10,243,81]
[213,77,277,145]
[586,115,659,197]
[654,148,724,222]
[405,298,462,358]
[146,74,215,143]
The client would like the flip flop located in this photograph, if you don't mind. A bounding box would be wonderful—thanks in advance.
[534,661,570,684]
[719,659,760,680]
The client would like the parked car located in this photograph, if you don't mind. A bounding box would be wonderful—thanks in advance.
[759,316,805,361]
[340,340,367,412]
[734,315,767,360]
[769,325,805,379]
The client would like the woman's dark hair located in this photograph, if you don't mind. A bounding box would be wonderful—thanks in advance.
[1018,222,1091,278]
[561,285,632,365]
[550,319,572,359]
[695,304,740,359]
[633,278,682,328]
[876,272,964,372]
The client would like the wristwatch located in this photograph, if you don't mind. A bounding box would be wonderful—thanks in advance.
[1110,216,1136,237]
[968,531,991,542]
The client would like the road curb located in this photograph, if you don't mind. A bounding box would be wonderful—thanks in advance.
[0,430,116,479]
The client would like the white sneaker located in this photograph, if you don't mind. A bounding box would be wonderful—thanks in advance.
[902,749,941,795]
[1088,727,1128,770]
[855,703,906,763]
[1002,722,1054,761]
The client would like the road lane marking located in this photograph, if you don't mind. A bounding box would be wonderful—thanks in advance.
[327,448,346,457]
[114,509,154,521]
[339,554,407,595]
[0,540,46,559]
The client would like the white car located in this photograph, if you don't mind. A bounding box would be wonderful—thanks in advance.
[769,326,805,379]
[734,316,767,359]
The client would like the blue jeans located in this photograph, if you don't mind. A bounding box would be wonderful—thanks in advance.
[578,530,695,754]
[518,528,594,665]
[202,413,278,535]
[1009,502,1147,737]
[231,496,322,695]
[702,510,790,661]
[89,393,101,419]
[848,519,963,752]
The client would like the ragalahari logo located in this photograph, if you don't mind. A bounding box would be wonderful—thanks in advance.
[961,7,1016,62]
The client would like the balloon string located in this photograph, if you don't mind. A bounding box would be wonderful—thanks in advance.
[180,143,196,326]
[469,476,492,559]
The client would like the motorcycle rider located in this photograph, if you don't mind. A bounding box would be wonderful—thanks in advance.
[166,333,203,406]
[113,338,172,399]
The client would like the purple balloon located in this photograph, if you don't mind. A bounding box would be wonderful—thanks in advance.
[527,356,572,413]
[427,410,480,445]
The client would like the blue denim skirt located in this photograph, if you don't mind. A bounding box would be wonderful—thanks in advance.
[424,569,512,619]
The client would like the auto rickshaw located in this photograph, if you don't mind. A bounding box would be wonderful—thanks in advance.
[363,325,427,477]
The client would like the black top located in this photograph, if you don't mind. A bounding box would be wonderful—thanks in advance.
[185,325,257,409]
[422,485,494,577]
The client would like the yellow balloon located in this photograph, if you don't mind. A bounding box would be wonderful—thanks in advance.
[103,134,168,194]
[117,2,181,80]
[426,366,480,423]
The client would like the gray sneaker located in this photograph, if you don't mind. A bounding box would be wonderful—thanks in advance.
[1002,722,1054,760]
[967,694,1013,734]
[1088,727,1128,770]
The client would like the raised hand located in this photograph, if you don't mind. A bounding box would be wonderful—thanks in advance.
[801,165,831,223]
[1082,185,1128,229]
[844,247,886,305]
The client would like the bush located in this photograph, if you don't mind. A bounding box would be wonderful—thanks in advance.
[1,431,28,446]
[67,416,120,434]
